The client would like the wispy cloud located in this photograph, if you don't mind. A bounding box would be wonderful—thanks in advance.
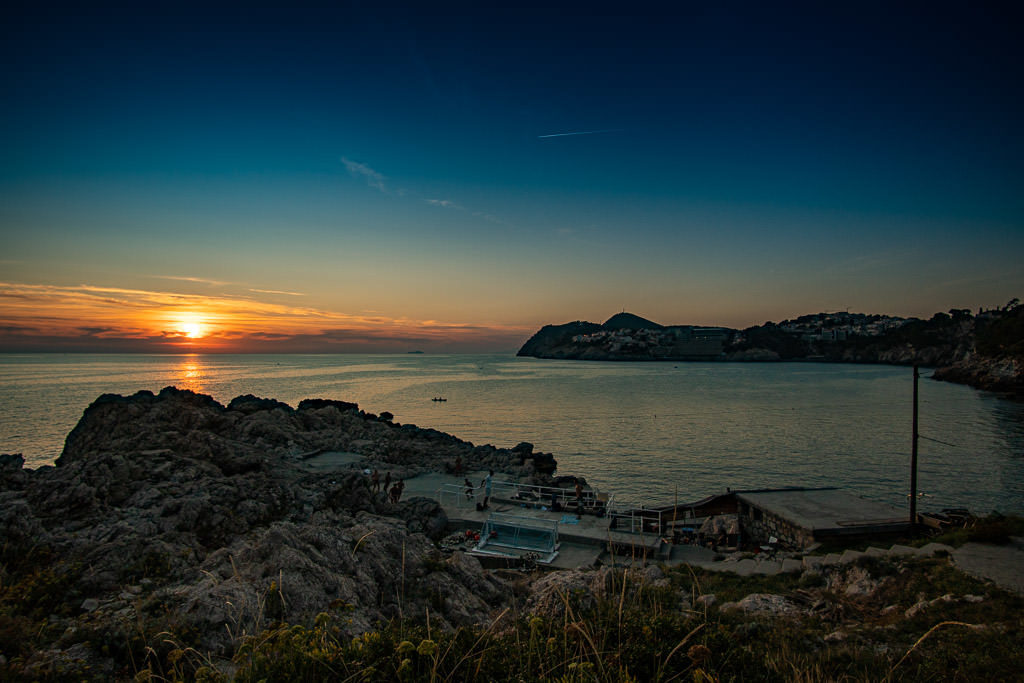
[341,157,388,192]
[472,211,505,225]
[154,275,233,286]
[425,198,463,210]
[537,128,623,139]
[344,155,506,226]
[0,281,531,352]
[249,288,305,297]
[427,200,507,226]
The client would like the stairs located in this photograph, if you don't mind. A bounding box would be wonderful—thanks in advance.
[694,542,955,577]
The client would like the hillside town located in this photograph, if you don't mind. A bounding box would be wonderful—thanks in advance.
[775,312,912,342]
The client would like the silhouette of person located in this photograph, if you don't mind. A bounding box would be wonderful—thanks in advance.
[482,470,494,508]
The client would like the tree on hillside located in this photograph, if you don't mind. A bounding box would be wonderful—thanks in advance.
[976,301,1024,359]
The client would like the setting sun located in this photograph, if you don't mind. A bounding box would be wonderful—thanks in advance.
[172,313,206,339]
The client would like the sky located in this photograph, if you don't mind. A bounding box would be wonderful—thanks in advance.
[1,2,1022,353]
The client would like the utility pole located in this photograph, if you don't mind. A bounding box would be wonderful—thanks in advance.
[910,365,919,526]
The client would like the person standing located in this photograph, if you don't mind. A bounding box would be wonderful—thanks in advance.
[371,469,380,493]
[575,479,584,519]
[482,470,494,508]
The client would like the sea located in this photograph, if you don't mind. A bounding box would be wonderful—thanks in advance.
[1,353,1022,514]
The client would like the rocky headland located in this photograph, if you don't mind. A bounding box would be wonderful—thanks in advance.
[0,387,557,677]
[517,302,1024,395]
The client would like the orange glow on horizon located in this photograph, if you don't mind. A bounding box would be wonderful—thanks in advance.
[0,281,533,352]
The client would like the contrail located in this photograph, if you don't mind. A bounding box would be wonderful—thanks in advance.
[537,128,623,139]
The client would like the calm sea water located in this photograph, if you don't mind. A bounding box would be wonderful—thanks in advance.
[1,354,1022,514]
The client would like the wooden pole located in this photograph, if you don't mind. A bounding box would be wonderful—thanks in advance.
[910,364,919,525]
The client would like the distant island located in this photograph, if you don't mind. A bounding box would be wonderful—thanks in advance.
[518,301,1024,395]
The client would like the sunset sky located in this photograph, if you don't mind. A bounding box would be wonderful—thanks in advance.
[2,3,1021,352]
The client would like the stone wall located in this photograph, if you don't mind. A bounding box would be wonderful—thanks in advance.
[738,500,814,549]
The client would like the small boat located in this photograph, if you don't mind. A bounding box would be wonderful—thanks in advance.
[431,397,448,402]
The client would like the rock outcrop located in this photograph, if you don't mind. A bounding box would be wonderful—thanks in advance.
[0,387,555,675]
[932,355,1023,396]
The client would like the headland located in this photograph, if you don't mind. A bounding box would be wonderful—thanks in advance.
[518,302,1024,395]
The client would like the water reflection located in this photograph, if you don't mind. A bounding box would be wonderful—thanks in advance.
[2,354,1021,513]
[174,356,206,393]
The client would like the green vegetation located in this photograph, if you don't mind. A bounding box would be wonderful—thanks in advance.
[922,513,1024,548]
[4,513,1024,682]
[976,300,1024,359]
[735,323,809,359]
[5,556,1020,682]
[190,561,1024,682]
[736,299,1024,367]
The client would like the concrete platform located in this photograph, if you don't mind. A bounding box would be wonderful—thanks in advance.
[953,537,1024,595]
[305,462,994,578]
[391,469,663,566]
[737,488,912,542]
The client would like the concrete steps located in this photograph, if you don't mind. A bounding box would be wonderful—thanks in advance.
[694,542,954,576]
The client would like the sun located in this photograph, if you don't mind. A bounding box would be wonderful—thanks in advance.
[181,321,204,339]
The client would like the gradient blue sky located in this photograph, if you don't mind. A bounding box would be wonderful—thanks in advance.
[1,2,1021,352]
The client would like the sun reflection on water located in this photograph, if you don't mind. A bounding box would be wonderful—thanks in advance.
[175,356,206,393]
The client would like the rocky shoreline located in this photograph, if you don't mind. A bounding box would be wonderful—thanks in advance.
[0,387,560,677]
[931,355,1024,396]
[517,308,1024,396]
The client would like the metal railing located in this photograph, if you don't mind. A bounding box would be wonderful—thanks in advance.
[436,478,614,513]
[607,506,665,535]
[435,477,689,538]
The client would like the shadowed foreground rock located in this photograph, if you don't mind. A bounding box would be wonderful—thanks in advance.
[0,387,554,677]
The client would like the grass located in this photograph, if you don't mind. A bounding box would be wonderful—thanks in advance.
[921,513,1024,548]
[2,543,1023,681]
[134,560,1024,681]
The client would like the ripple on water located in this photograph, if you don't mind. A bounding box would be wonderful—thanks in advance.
[0,354,1021,513]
